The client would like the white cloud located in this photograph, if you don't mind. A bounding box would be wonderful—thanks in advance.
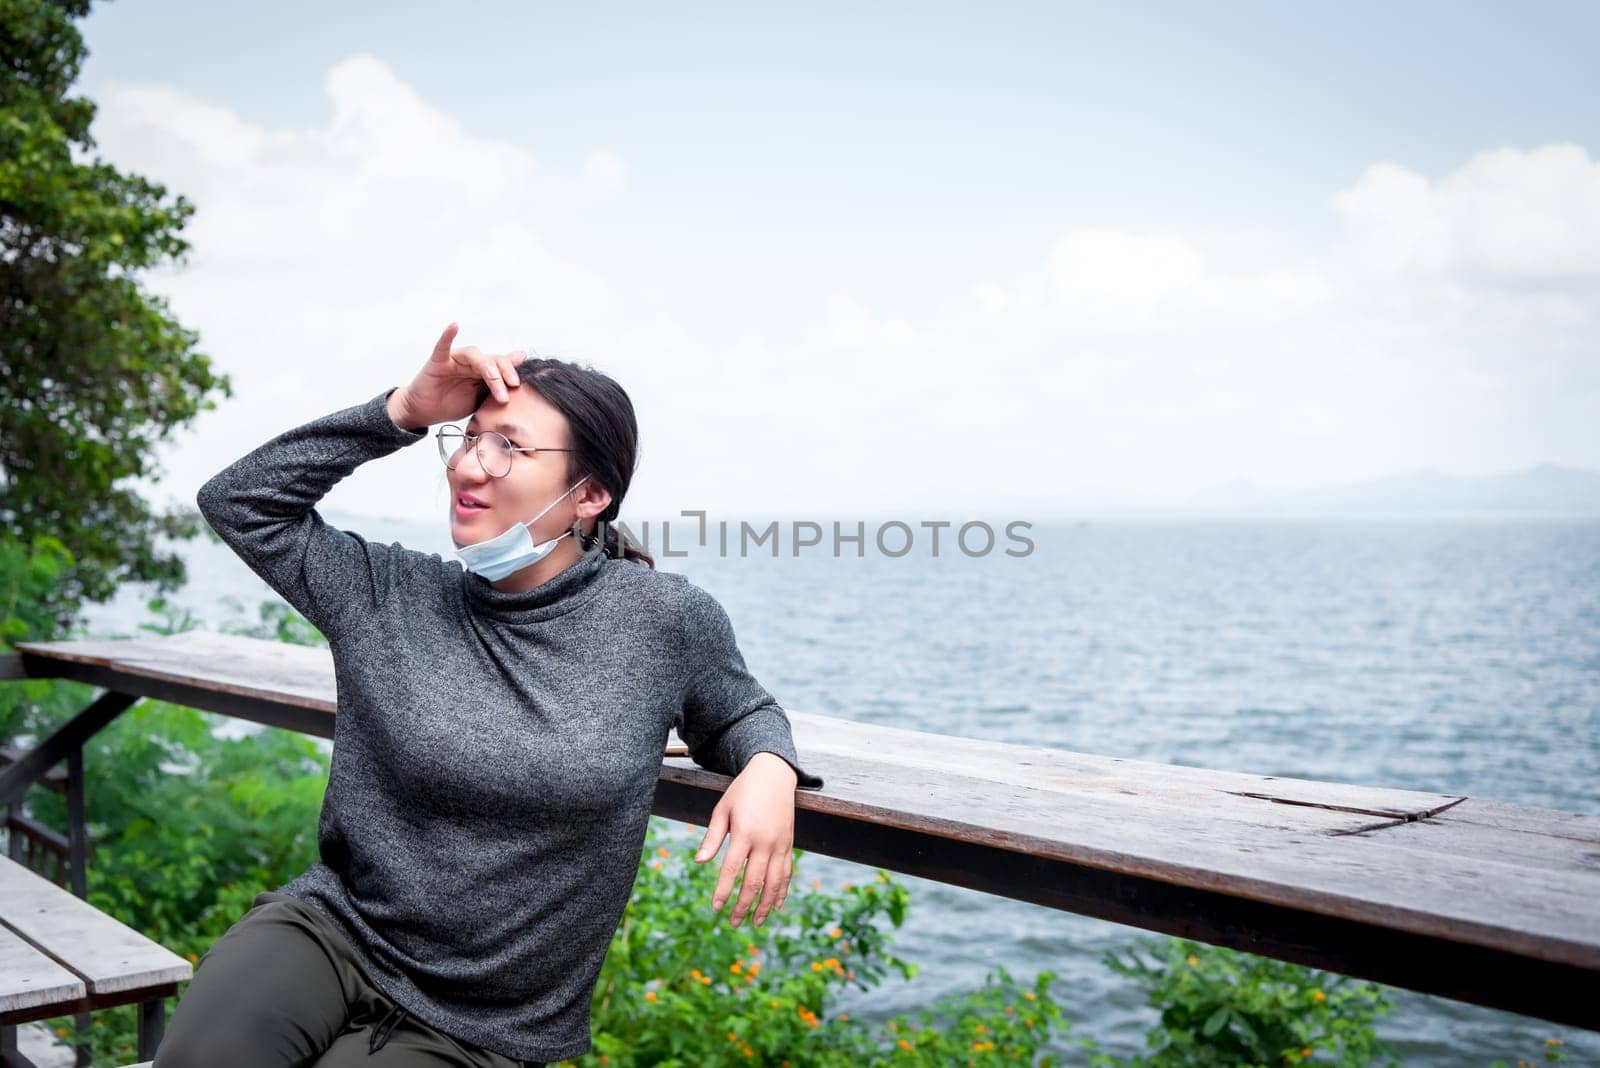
[88,57,1598,522]
[1334,143,1600,283]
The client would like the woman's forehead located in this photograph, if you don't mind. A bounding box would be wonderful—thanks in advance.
[471,388,568,442]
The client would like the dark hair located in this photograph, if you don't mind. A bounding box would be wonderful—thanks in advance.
[472,355,654,568]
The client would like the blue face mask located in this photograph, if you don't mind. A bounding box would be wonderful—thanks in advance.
[453,476,590,581]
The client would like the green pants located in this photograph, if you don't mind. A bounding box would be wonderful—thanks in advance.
[153,891,548,1068]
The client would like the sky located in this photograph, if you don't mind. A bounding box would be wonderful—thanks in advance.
[74,0,1600,526]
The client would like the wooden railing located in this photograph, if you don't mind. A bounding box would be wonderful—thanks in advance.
[3,631,1597,1033]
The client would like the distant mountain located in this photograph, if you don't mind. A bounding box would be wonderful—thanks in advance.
[1182,463,1600,518]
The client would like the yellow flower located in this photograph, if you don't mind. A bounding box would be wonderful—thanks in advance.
[730,960,743,974]
[1312,990,1326,1002]
[811,961,823,971]
[1187,954,1200,967]
[1023,991,1036,1001]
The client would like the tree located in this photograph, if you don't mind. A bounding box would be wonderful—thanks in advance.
[1,0,231,635]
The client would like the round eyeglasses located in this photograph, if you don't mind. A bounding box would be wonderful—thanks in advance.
[436,426,573,479]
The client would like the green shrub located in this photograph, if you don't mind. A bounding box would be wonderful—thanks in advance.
[580,819,1082,1066]
[1097,936,1398,1067]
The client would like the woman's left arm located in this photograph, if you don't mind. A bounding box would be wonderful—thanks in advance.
[674,578,825,928]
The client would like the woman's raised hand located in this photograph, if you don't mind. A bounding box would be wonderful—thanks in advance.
[391,323,527,429]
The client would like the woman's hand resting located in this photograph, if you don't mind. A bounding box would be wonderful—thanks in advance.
[387,322,527,430]
[693,752,800,928]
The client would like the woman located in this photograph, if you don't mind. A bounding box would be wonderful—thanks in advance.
[157,323,824,1067]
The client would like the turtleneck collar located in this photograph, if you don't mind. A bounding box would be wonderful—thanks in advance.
[460,546,612,624]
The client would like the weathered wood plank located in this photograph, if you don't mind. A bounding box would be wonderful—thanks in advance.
[17,631,335,712]
[0,921,85,1016]
[12,631,1600,1031]
[0,858,192,996]
[662,746,1599,965]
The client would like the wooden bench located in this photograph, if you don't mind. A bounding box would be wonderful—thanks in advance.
[0,856,191,1066]
[4,630,1599,1034]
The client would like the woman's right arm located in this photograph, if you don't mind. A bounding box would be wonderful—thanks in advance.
[196,323,531,640]
[195,386,431,641]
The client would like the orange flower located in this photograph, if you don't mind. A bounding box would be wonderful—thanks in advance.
[1312,990,1326,1002]
[645,990,657,1002]
[657,846,670,858]
[829,926,842,938]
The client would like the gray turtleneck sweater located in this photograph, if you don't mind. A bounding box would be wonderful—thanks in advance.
[195,386,824,1063]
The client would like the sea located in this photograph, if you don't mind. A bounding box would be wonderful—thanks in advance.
[73,514,1600,1066]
